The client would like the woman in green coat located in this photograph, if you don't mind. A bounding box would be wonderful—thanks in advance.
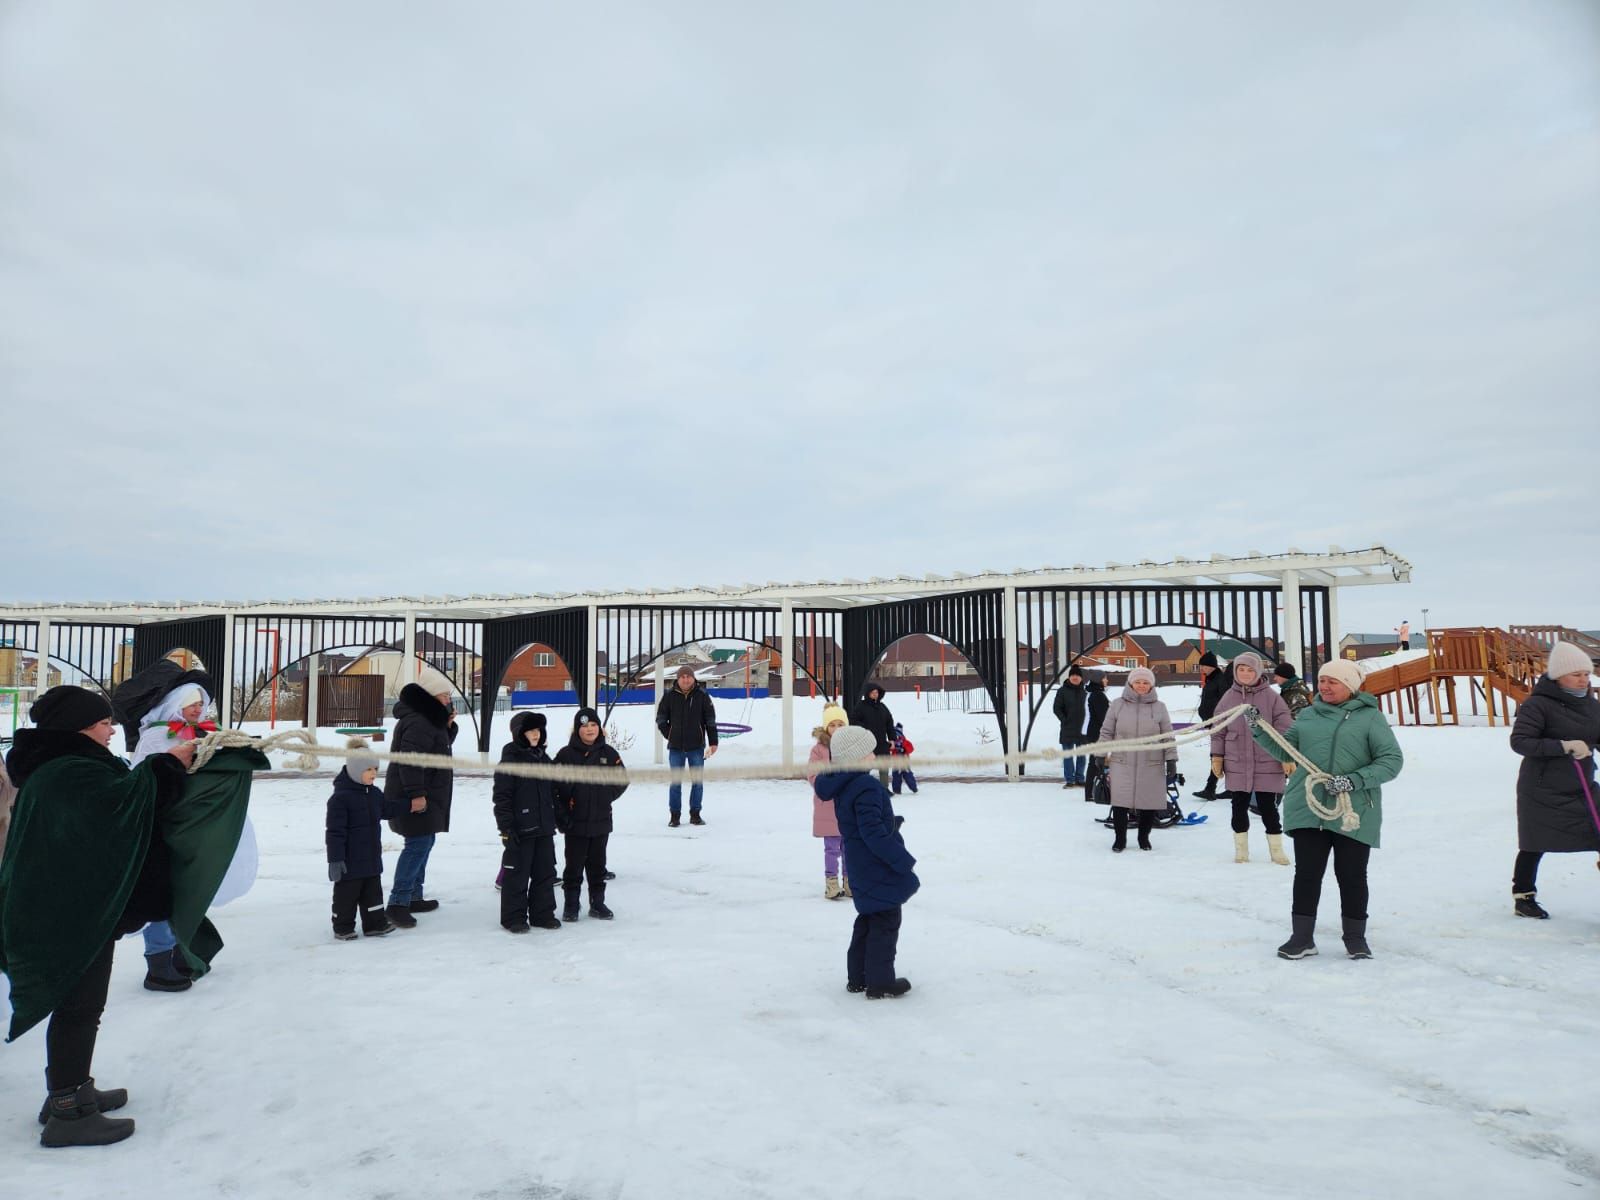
[1249,659,1404,961]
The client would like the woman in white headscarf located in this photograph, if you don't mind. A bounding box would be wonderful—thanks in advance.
[130,682,259,990]
[1097,668,1178,852]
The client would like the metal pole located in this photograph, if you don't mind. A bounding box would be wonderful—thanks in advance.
[1326,588,1341,666]
[781,599,795,770]
[35,617,51,713]
[306,652,320,732]
[586,604,599,715]
[653,610,665,765]
[220,613,236,727]
[1280,569,1303,675]
[1003,585,1020,780]
[402,611,418,688]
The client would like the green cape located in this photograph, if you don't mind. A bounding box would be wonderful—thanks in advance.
[0,745,268,1041]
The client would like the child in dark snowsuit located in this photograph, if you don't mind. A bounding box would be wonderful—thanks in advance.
[326,739,393,940]
[553,708,629,921]
[492,712,565,933]
[813,725,920,999]
[888,723,919,795]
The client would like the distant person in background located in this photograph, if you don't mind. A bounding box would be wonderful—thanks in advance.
[808,704,851,900]
[1053,665,1090,788]
[888,723,918,795]
[1082,675,1110,799]
[1211,652,1293,866]
[1098,668,1178,852]
[1274,662,1312,716]
[1192,652,1232,800]
[1508,641,1600,920]
[382,666,458,929]
[850,683,896,787]
[1395,620,1411,651]
[655,665,718,828]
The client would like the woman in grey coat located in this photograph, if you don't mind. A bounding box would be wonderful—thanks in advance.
[1097,667,1178,851]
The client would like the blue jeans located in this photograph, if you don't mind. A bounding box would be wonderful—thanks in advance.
[142,920,178,956]
[668,748,704,814]
[1062,739,1089,783]
[389,834,436,906]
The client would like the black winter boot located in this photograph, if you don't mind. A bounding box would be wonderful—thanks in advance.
[143,950,193,992]
[408,899,440,914]
[668,812,681,828]
[39,1081,135,1147]
[39,1079,126,1127]
[1342,918,1373,960]
[1513,892,1549,919]
[562,893,581,922]
[689,811,706,826]
[589,901,615,920]
[384,905,417,929]
[866,978,912,1000]
[1277,914,1318,960]
[1111,808,1128,853]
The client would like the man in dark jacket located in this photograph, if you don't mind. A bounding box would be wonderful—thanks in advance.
[850,683,896,786]
[814,725,918,999]
[1053,666,1089,787]
[1,686,194,1146]
[1508,641,1600,919]
[1193,652,1232,799]
[655,666,718,827]
[382,667,457,928]
[493,712,565,933]
[554,708,629,921]
[1274,662,1312,716]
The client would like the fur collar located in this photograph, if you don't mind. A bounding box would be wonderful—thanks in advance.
[4,728,122,790]
[395,684,453,727]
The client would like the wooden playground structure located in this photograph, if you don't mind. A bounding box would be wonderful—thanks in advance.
[1360,625,1600,727]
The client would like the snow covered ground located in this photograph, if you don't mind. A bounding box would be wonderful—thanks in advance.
[5,706,1600,1198]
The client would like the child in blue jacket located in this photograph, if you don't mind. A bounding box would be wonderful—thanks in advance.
[813,725,919,999]
[326,739,393,940]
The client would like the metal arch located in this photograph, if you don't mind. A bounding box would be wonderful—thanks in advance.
[479,609,589,753]
[595,605,843,723]
[610,635,838,704]
[132,616,225,675]
[233,614,406,729]
[843,592,1011,751]
[1014,584,1332,754]
[1,619,136,703]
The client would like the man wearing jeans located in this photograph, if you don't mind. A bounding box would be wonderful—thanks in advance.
[655,666,718,827]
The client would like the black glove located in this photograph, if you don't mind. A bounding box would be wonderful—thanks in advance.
[1327,774,1355,794]
[1165,762,1178,784]
[1242,705,1261,728]
[328,862,345,883]
[500,829,519,847]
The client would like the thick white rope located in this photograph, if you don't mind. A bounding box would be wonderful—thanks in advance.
[1246,719,1358,832]
[191,705,1258,785]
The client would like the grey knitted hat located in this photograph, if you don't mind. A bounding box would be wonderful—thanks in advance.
[345,737,381,778]
[828,725,878,765]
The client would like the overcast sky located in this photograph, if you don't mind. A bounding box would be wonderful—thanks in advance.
[2,1,1596,635]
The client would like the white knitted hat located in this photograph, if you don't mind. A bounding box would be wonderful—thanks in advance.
[828,725,878,765]
[414,665,453,697]
[1318,659,1365,696]
[1547,641,1594,680]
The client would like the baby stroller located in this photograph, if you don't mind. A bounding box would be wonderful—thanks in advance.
[1091,766,1207,829]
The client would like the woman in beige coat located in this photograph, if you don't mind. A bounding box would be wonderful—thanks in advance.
[1098,667,1178,852]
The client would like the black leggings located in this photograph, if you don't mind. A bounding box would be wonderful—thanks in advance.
[1112,808,1156,842]
[1512,850,1543,894]
[1290,829,1371,919]
[46,939,116,1091]
[1229,791,1282,835]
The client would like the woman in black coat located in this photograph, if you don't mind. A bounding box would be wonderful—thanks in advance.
[1509,642,1600,919]
[382,672,458,926]
[493,712,564,933]
[553,709,628,922]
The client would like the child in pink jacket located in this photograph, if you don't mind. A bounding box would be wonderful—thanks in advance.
[808,705,851,899]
